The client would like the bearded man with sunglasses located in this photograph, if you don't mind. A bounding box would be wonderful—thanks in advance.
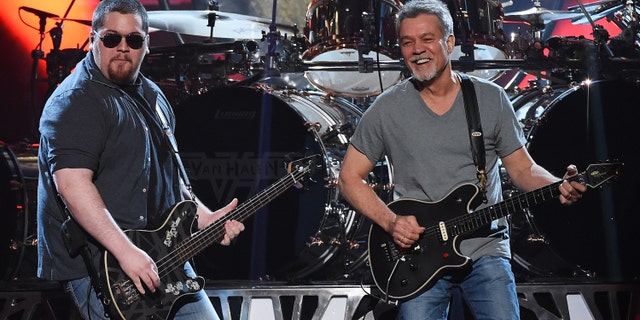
[36,0,245,319]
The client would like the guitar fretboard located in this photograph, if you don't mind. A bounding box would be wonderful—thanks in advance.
[156,161,311,278]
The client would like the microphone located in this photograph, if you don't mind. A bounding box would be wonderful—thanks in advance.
[20,6,59,19]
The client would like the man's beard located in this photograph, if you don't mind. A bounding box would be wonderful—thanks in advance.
[411,58,449,82]
[108,59,137,84]
[412,68,437,82]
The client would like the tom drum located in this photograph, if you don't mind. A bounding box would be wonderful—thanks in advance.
[302,0,404,97]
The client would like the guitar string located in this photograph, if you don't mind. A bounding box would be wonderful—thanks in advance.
[155,167,309,279]
[416,181,563,242]
[382,183,562,300]
[384,182,564,297]
[379,165,621,299]
[114,166,308,292]
[443,181,563,237]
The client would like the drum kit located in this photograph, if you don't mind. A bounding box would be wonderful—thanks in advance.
[1,141,38,282]
[5,0,640,283]
[141,0,640,283]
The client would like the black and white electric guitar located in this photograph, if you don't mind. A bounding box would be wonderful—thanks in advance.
[101,155,319,320]
[368,162,622,301]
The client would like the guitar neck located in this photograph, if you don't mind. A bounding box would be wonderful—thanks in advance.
[173,167,307,262]
[447,173,584,238]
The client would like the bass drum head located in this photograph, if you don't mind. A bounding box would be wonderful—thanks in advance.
[173,86,374,282]
[511,80,640,282]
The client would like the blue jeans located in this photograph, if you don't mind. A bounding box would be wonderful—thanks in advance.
[64,262,219,320]
[398,256,519,320]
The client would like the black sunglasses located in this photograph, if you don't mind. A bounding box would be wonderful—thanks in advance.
[98,33,146,50]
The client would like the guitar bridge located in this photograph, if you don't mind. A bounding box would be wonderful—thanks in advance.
[381,240,401,262]
[113,281,140,306]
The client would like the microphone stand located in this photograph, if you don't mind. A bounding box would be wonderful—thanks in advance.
[24,3,74,140]
[44,0,88,106]
[29,14,48,141]
[44,22,63,100]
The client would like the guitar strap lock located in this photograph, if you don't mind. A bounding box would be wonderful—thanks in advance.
[477,168,487,195]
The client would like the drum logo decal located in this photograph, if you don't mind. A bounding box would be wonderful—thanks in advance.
[181,152,291,204]
[214,109,257,121]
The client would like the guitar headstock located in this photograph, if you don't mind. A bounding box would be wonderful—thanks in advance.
[286,154,322,189]
[579,162,624,188]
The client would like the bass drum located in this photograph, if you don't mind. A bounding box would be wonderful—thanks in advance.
[509,80,640,281]
[0,142,38,281]
[173,86,389,282]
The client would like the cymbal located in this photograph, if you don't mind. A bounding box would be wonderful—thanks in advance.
[568,0,623,25]
[147,10,296,39]
[503,6,585,26]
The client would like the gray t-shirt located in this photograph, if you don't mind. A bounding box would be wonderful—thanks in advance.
[349,75,526,260]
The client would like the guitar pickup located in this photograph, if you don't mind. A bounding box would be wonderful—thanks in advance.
[438,221,449,242]
[113,281,140,306]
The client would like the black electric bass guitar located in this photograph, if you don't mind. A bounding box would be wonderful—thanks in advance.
[368,162,622,302]
[101,155,319,320]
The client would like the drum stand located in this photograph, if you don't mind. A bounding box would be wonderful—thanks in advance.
[258,0,304,88]
[43,23,85,101]
[264,0,281,78]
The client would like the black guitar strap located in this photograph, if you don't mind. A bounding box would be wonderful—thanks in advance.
[459,73,488,203]
[154,102,196,201]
